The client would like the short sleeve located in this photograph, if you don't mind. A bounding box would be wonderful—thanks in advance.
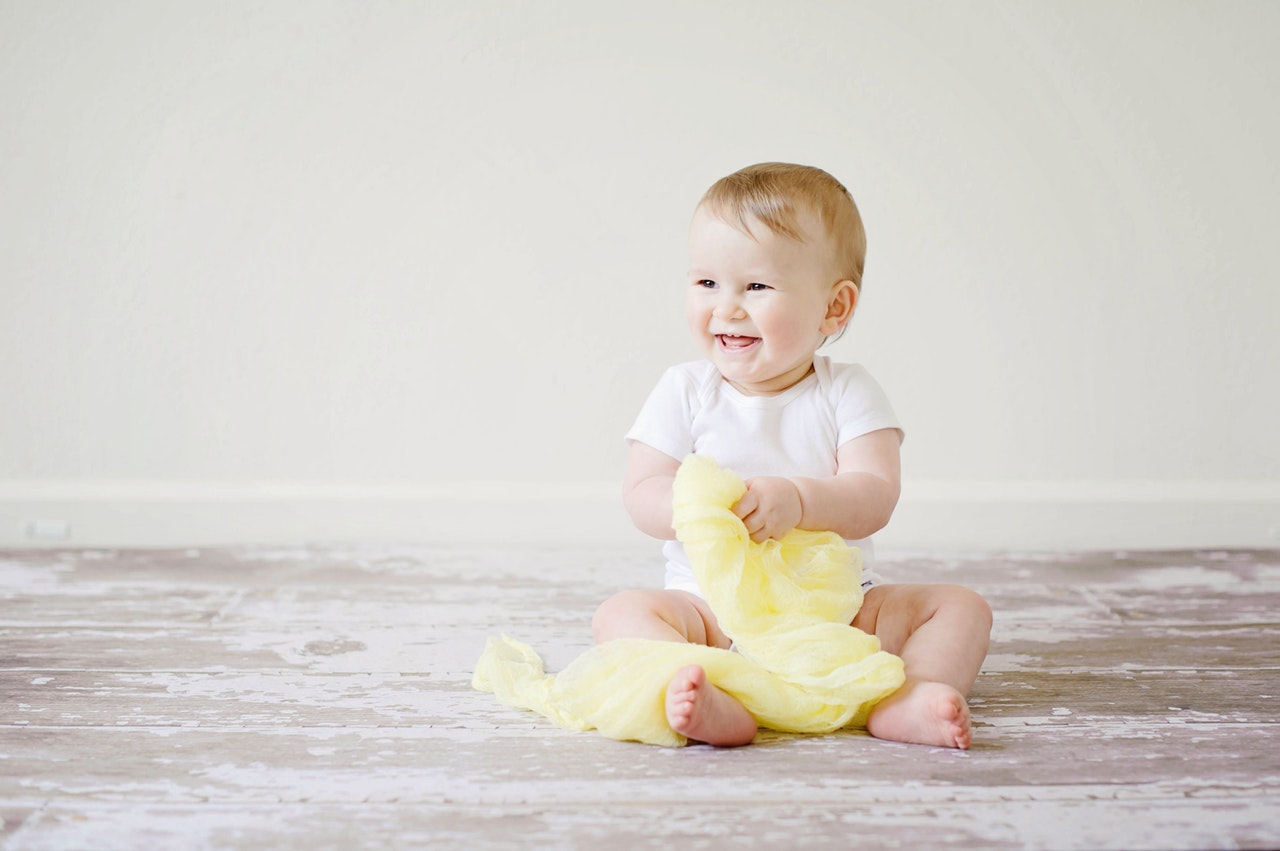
[831,364,905,448]
[625,365,699,462]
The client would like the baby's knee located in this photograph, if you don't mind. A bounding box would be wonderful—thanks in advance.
[591,589,654,643]
[592,588,718,646]
[940,585,993,633]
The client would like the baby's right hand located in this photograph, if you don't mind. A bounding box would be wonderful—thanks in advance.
[732,477,803,543]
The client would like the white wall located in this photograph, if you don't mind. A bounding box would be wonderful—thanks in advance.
[2,0,1278,550]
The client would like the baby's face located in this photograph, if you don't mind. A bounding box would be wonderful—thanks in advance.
[686,205,844,396]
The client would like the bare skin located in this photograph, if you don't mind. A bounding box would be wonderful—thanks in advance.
[665,665,758,747]
[853,583,992,749]
[864,680,971,749]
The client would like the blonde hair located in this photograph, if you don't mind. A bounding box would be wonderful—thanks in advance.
[698,162,867,288]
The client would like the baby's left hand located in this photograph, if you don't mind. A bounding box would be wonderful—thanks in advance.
[733,477,803,543]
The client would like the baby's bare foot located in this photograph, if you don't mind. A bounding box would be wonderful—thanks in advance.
[866,680,973,749]
[665,665,757,747]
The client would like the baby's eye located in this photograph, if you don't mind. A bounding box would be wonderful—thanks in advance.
[696,279,718,289]
[747,282,771,292]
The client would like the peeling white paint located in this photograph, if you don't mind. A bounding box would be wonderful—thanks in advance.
[3,545,1278,850]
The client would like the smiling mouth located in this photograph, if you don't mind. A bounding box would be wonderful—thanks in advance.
[717,334,760,351]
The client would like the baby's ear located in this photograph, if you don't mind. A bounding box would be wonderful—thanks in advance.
[821,280,859,335]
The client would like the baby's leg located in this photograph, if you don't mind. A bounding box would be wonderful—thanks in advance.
[592,588,730,647]
[852,584,992,749]
[592,589,756,746]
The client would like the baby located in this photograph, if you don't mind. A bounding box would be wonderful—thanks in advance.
[593,162,992,749]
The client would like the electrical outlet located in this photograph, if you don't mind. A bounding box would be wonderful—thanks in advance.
[26,520,71,541]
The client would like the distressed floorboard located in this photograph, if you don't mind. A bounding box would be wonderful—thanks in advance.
[2,546,1279,849]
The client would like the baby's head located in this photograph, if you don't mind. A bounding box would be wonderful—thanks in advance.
[698,162,866,294]
[686,163,866,395]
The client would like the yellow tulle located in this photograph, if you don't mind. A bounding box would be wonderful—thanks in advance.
[472,454,905,747]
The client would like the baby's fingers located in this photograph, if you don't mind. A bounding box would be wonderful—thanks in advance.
[732,491,758,521]
[737,509,761,539]
[732,494,768,542]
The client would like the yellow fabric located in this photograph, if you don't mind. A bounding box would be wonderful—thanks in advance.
[472,454,905,747]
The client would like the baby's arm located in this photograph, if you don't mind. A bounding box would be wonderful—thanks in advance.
[624,428,900,543]
[735,427,901,543]
[622,440,681,539]
[793,427,901,540]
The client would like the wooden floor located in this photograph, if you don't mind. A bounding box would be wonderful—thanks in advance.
[2,544,1278,849]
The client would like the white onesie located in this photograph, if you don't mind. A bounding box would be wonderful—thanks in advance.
[626,355,904,596]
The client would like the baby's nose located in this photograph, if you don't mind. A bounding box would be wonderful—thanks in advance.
[713,293,745,319]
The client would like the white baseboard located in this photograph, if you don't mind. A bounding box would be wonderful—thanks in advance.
[1,480,1278,551]
[0,481,639,549]
[882,481,1280,551]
